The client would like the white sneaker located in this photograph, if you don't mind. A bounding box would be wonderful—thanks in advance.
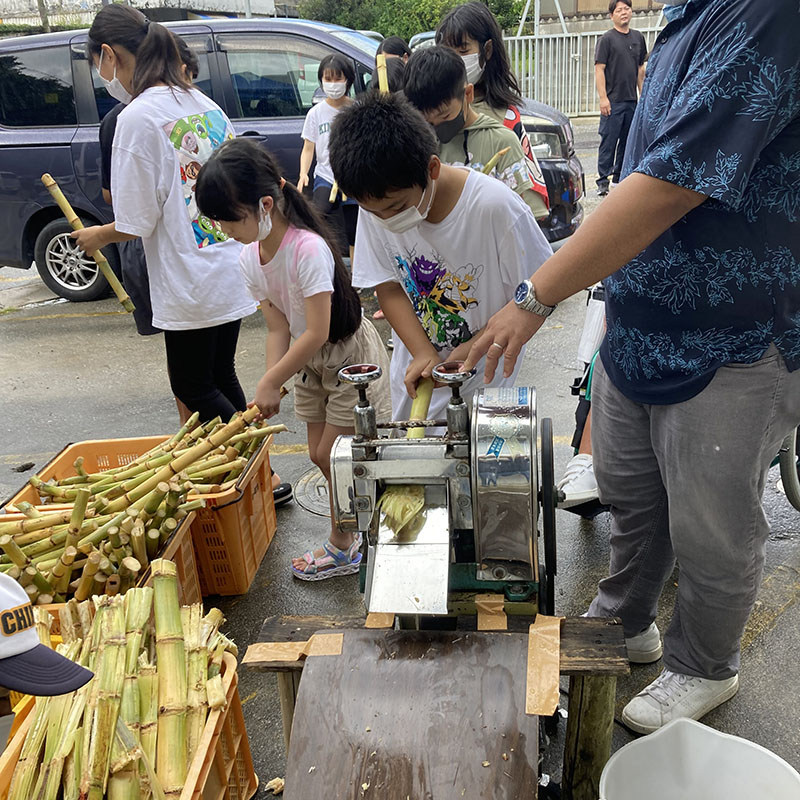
[626,622,663,664]
[557,454,598,508]
[621,669,739,735]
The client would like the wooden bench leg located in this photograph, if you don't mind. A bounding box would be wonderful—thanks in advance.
[562,674,616,800]
[276,671,302,752]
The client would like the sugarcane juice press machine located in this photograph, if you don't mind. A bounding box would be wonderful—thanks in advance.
[331,361,558,625]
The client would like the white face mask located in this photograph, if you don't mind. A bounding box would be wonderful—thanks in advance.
[371,179,437,235]
[322,81,347,100]
[257,200,273,240]
[98,50,133,105]
[462,53,484,85]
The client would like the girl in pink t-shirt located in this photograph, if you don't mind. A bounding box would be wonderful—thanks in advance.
[196,138,391,580]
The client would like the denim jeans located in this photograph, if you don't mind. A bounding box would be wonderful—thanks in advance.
[588,345,800,679]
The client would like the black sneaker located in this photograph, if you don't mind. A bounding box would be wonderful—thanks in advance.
[273,482,293,507]
[597,181,609,197]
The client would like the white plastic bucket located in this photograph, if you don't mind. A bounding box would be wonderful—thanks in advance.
[599,718,800,800]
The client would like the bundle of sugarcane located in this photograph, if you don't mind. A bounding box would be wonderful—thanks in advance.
[0,411,286,603]
[7,559,238,800]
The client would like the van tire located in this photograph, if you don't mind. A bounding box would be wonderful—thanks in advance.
[34,219,120,302]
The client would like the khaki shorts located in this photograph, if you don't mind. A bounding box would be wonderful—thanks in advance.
[294,318,392,428]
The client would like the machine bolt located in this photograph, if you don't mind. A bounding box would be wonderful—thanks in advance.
[354,497,370,511]
[353,464,367,478]
[455,462,470,477]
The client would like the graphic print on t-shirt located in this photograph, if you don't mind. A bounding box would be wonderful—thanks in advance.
[163,109,234,249]
[390,243,483,350]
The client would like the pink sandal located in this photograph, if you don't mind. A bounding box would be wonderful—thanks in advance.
[291,538,362,581]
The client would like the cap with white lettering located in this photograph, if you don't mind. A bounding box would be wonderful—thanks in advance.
[0,573,92,695]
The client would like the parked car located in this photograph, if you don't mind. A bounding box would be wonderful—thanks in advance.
[0,19,581,302]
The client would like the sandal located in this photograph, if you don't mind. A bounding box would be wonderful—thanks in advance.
[291,538,362,581]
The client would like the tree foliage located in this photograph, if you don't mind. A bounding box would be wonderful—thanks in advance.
[297,0,524,41]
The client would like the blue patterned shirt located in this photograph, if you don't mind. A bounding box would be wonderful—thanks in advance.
[600,0,800,404]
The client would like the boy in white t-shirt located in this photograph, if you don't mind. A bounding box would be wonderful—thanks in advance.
[329,92,553,421]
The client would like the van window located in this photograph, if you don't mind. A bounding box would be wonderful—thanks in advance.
[218,34,338,119]
[0,46,77,127]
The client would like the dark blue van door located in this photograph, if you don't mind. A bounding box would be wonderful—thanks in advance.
[213,31,344,183]
[0,39,80,269]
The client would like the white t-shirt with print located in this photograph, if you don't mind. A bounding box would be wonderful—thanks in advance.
[353,169,553,421]
[300,100,344,186]
[239,225,335,339]
[111,86,256,330]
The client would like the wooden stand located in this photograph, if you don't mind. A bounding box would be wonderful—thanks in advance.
[246,615,628,800]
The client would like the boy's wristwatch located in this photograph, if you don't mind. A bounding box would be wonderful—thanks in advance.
[514,279,556,317]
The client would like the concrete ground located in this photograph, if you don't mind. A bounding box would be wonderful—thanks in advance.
[1,119,799,792]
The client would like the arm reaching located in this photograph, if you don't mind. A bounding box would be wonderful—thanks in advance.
[463,173,707,382]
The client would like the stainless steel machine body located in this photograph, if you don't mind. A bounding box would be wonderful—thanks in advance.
[331,363,554,618]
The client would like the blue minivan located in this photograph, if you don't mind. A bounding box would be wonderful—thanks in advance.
[0,18,583,301]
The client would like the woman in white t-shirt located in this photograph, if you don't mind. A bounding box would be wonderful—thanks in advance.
[196,139,391,581]
[297,54,358,260]
[72,5,257,426]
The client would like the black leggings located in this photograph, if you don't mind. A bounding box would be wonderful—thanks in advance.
[164,320,246,423]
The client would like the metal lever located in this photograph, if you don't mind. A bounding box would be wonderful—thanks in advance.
[432,361,476,438]
[339,363,382,440]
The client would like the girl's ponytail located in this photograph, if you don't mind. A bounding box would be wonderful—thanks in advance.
[195,139,362,344]
[87,5,190,97]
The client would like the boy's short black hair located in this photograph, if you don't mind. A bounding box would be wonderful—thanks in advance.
[609,0,631,12]
[403,46,466,114]
[329,92,438,200]
[318,53,356,92]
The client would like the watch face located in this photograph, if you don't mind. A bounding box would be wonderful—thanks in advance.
[514,282,528,304]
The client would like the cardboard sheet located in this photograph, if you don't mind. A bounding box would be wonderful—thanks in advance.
[365,612,395,629]
[243,632,344,665]
[525,615,562,715]
[475,593,508,631]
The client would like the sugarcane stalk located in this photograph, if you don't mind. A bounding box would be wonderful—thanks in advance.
[84,596,127,800]
[63,724,82,800]
[37,593,55,605]
[147,528,162,557]
[0,509,82,536]
[105,407,260,513]
[481,145,511,175]
[15,501,42,519]
[167,411,201,447]
[29,475,70,499]
[152,559,187,797]
[118,557,141,593]
[106,574,122,596]
[50,545,78,594]
[206,674,226,709]
[1,534,30,569]
[41,173,134,312]
[92,572,109,597]
[138,658,158,795]
[130,524,148,567]
[8,693,52,800]
[182,604,207,766]
[74,551,102,602]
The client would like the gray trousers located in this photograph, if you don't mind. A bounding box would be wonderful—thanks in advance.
[588,346,800,679]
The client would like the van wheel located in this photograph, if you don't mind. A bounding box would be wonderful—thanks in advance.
[34,219,119,302]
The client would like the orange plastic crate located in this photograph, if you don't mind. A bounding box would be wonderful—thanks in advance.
[2,435,277,597]
[0,654,256,800]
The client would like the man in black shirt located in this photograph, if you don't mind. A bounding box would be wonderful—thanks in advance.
[594,0,647,195]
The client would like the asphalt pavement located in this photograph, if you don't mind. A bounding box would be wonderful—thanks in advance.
[1,119,798,790]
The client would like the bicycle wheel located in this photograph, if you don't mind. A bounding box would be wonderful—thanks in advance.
[778,428,800,511]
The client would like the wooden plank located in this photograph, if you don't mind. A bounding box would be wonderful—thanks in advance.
[249,614,629,675]
[562,675,617,800]
[284,629,538,800]
[559,617,628,676]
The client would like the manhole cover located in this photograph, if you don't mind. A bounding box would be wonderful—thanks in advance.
[294,465,331,517]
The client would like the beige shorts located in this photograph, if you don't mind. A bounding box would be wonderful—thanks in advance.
[294,318,392,428]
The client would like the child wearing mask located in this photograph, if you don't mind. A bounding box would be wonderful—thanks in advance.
[404,46,544,222]
[436,1,550,218]
[196,139,391,580]
[329,93,552,423]
[298,54,358,259]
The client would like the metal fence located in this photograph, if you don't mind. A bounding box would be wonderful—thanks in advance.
[506,27,663,117]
